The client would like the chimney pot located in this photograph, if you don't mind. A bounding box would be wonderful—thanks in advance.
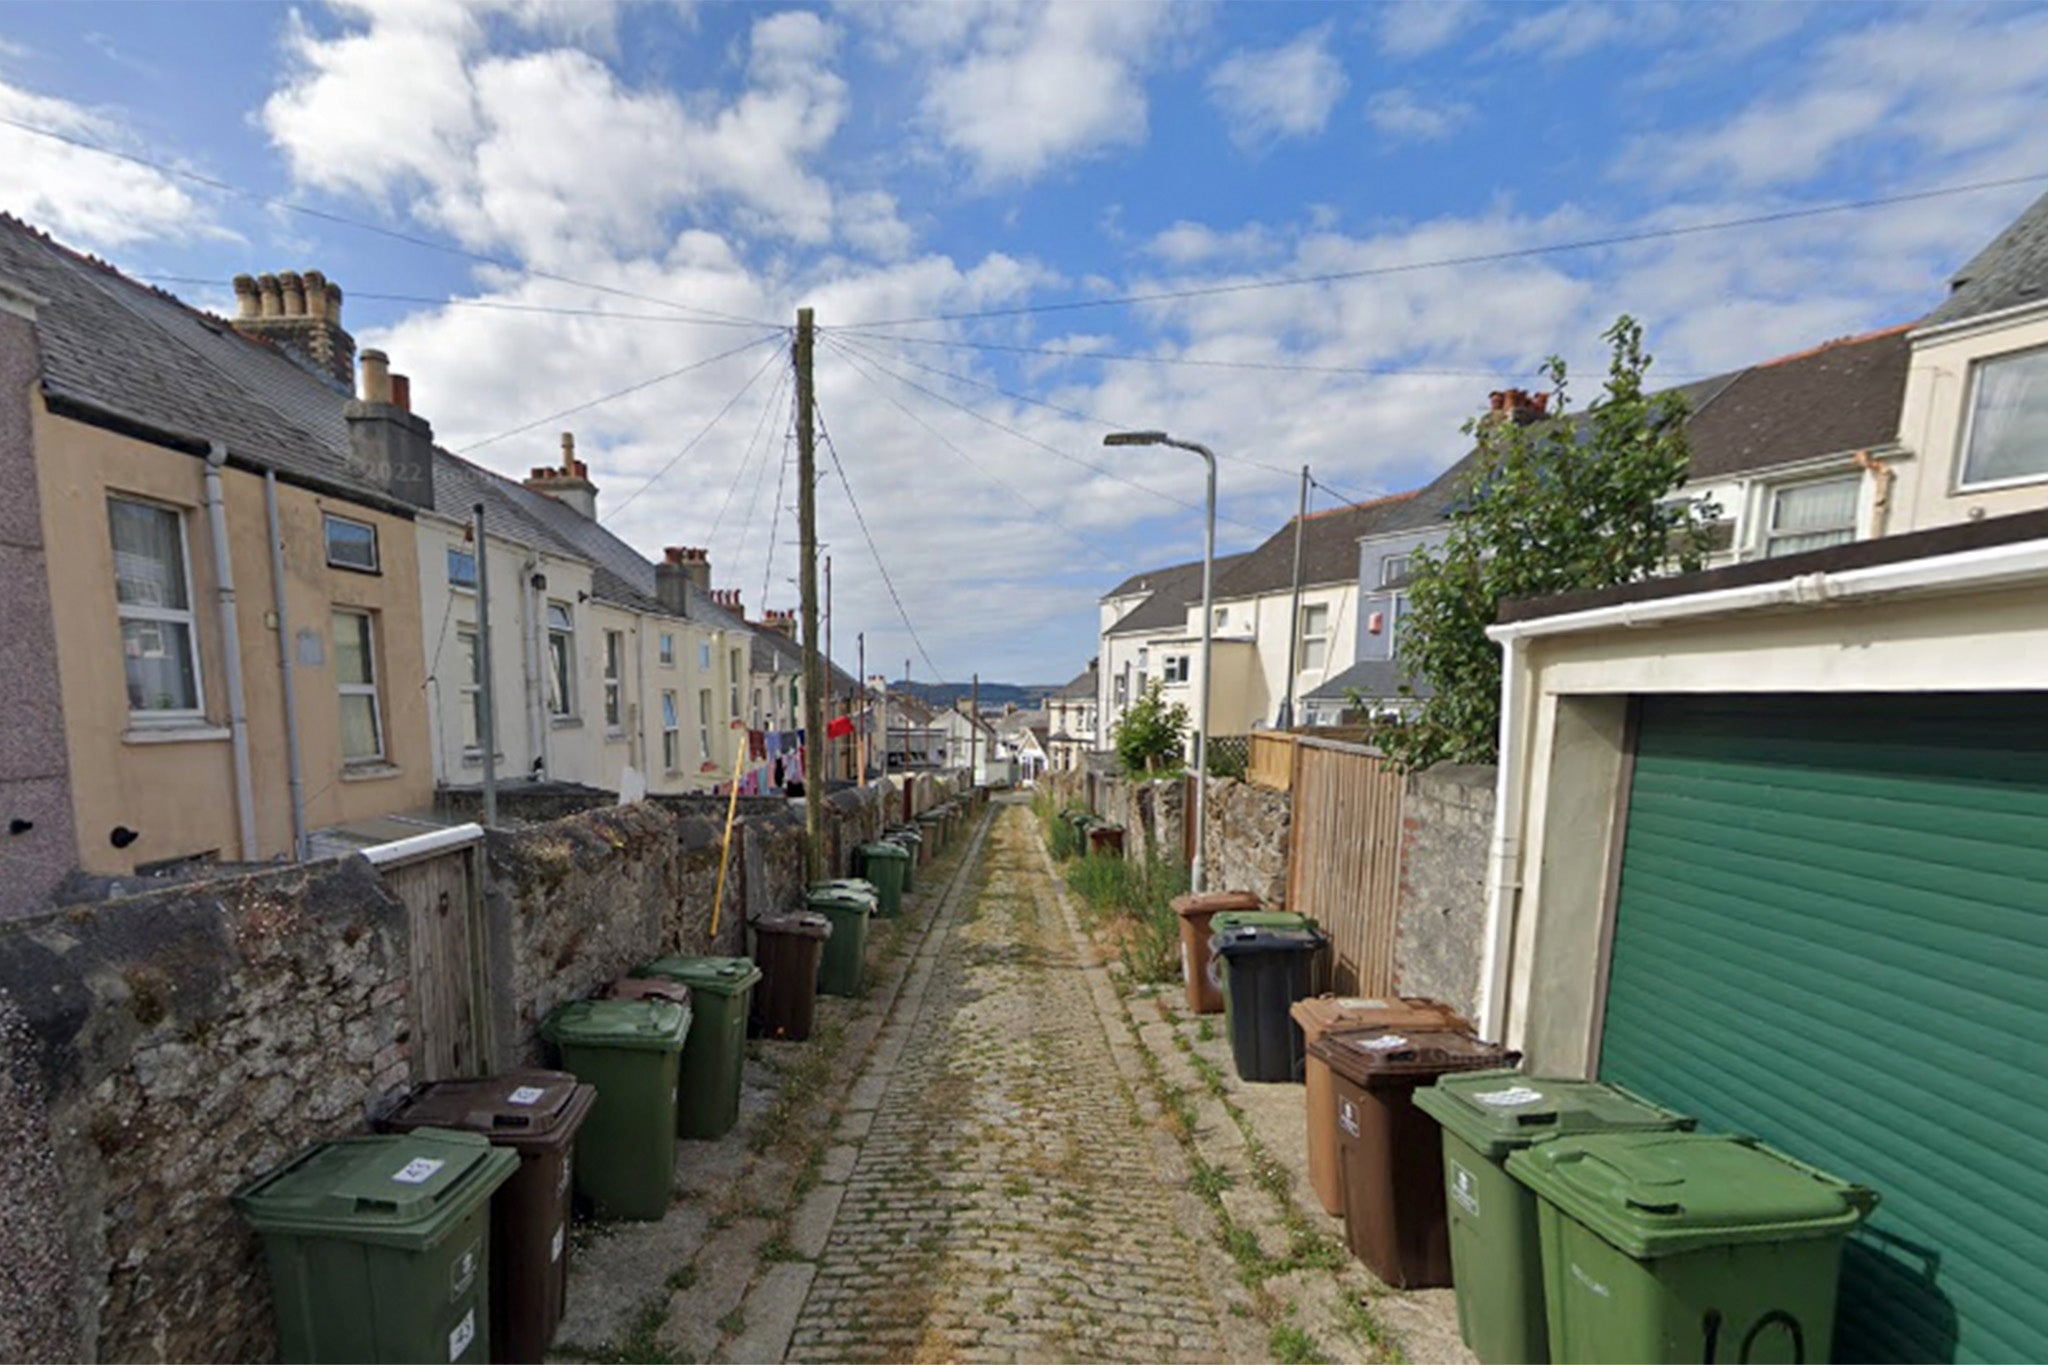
[359,349,392,405]
[257,273,284,318]
[278,270,306,316]
[232,274,259,319]
[233,268,356,388]
[302,269,329,319]
[560,431,576,471]
[664,546,686,564]
[390,373,411,413]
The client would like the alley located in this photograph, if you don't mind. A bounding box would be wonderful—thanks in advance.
[787,802,1234,1363]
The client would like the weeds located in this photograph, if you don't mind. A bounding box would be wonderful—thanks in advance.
[1269,1323,1327,1365]
[1061,850,1187,983]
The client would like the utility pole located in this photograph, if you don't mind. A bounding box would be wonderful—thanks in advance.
[1280,464,1309,730]
[856,631,866,783]
[796,307,826,880]
[474,503,498,828]
[824,553,834,781]
[970,672,980,785]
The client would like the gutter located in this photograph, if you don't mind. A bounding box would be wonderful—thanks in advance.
[1474,529,2048,1042]
[362,821,484,869]
[203,442,259,860]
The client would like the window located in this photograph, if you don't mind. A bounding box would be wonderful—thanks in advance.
[728,649,743,718]
[446,546,477,589]
[698,689,714,761]
[1213,605,1230,630]
[109,497,202,717]
[546,602,575,718]
[1114,669,1129,707]
[603,630,625,729]
[1300,603,1331,671]
[333,609,384,761]
[324,514,379,572]
[752,687,764,729]
[1764,475,1860,557]
[699,641,712,671]
[659,633,675,666]
[661,691,681,771]
[1380,553,1411,588]
[1162,654,1190,684]
[1390,594,1412,647]
[1960,345,2048,488]
[456,628,488,753]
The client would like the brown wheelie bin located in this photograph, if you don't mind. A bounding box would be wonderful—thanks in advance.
[1290,996,1473,1215]
[750,911,832,1040]
[379,1071,596,1363]
[1308,1027,1516,1288]
[1170,890,1261,1014]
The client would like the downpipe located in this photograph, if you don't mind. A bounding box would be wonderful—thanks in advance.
[263,471,309,860]
[204,442,259,860]
[1476,633,1526,1042]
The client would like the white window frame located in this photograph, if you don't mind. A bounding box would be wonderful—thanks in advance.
[1162,655,1190,685]
[752,686,765,729]
[1762,473,1861,558]
[1957,344,2048,492]
[1213,605,1230,630]
[659,632,675,666]
[1300,602,1332,672]
[699,641,712,671]
[456,626,487,755]
[698,688,714,762]
[446,545,477,591]
[1380,553,1411,588]
[546,601,576,719]
[603,629,625,730]
[333,608,385,762]
[728,648,743,719]
[323,513,380,573]
[661,690,681,771]
[109,495,205,722]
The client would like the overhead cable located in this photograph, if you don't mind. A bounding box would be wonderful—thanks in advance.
[605,342,788,521]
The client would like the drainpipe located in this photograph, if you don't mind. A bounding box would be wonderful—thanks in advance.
[263,471,309,860]
[522,558,545,777]
[203,442,259,860]
[1475,633,1527,1042]
[1854,450,1895,538]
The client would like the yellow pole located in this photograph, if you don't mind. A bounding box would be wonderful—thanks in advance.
[710,734,748,940]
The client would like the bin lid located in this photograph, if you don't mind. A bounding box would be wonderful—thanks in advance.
[755,911,833,940]
[233,1129,519,1249]
[1171,890,1262,919]
[1210,909,1311,936]
[1289,995,1472,1043]
[637,954,764,996]
[812,878,878,898]
[1412,1069,1692,1160]
[859,842,911,861]
[605,976,694,1008]
[1306,1027,1514,1089]
[1504,1132,1876,1258]
[1211,925,1326,957]
[541,998,691,1051]
[382,1072,597,1153]
[885,828,922,843]
[806,889,875,914]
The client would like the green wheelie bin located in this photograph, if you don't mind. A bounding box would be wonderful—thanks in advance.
[855,841,910,916]
[541,998,691,1220]
[884,827,921,890]
[634,955,764,1140]
[234,1128,518,1363]
[806,885,872,996]
[1506,1131,1877,1364]
[1412,1071,1693,1364]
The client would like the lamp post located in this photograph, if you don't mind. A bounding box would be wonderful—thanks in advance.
[1104,429,1217,893]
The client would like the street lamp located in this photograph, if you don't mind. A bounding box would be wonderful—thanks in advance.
[1104,429,1217,893]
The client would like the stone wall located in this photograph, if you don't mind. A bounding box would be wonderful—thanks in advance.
[1199,778,1291,909]
[1393,764,1496,1022]
[0,857,414,1362]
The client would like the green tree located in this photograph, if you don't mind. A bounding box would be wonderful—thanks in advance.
[1378,316,1715,768]
[1113,680,1190,776]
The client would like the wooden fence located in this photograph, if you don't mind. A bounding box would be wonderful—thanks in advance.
[1286,737,1406,995]
[1248,732,1298,791]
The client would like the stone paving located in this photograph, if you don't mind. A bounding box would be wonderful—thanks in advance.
[787,806,1233,1364]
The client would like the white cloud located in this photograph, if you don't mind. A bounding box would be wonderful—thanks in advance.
[0,81,209,247]
[1378,3,1482,59]
[1146,221,1276,266]
[1207,24,1349,149]
[855,1,1184,185]
[1365,88,1474,143]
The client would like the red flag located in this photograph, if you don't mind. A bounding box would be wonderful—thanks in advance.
[826,715,855,739]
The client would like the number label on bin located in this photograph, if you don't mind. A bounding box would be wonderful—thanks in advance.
[448,1308,476,1361]
[1473,1084,1545,1108]
[392,1157,445,1185]
[1450,1162,1480,1217]
[507,1085,546,1105]
[552,1223,566,1263]
[1338,1097,1360,1139]
[1350,1034,1409,1053]
[451,1243,478,1299]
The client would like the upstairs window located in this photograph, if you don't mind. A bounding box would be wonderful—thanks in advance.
[333,609,384,762]
[603,630,625,729]
[446,546,477,589]
[1300,603,1331,671]
[729,648,743,718]
[1764,475,1860,557]
[659,633,675,666]
[699,641,712,671]
[1961,345,2048,488]
[1380,553,1411,588]
[457,627,487,753]
[1162,655,1190,684]
[324,514,379,573]
[698,688,714,760]
[109,497,203,718]
[662,691,681,770]
[546,602,575,718]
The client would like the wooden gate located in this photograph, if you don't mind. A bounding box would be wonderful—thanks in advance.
[367,827,491,1082]
[1285,738,1406,995]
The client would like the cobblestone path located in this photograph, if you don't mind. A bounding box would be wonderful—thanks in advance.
[788,805,1228,1363]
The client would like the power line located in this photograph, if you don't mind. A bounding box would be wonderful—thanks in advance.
[812,395,946,684]
[824,326,1518,378]
[0,112,781,328]
[457,330,785,454]
[708,357,794,547]
[135,274,774,328]
[821,335,1125,569]
[843,172,2048,328]
[730,381,792,598]
[759,407,794,619]
[605,342,788,521]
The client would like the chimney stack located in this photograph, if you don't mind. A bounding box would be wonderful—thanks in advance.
[231,268,356,389]
[344,349,435,509]
[522,431,599,520]
[708,586,744,616]
[762,608,797,639]
[655,546,706,616]
[1484,388,1551,427]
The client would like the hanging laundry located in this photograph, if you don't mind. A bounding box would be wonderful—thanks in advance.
[749,729,767,761]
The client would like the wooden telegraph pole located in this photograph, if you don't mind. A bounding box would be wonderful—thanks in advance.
[796,308,827,881]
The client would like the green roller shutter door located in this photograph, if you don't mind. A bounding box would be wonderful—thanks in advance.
[1598,693,2048,1365]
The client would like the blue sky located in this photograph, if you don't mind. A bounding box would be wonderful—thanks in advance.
[5,1,2048,682]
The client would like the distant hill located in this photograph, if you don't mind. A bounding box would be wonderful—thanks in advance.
[888,680,1056,710]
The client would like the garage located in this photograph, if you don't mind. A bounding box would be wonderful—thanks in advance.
[1594,692,2048,1363]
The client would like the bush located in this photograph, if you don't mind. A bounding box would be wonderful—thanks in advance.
[1064,850,1188,984]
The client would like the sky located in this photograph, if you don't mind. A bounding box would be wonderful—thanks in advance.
[5,1,2048,683]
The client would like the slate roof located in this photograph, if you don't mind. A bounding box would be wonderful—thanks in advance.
[0,214,399,508]
[1103,553,1251,637]
[1922,189,2048,329]
[1301,657,1432,704]
[1681,331,1908,481]
[1208,490,1434,601]
[1057,666,1097,699]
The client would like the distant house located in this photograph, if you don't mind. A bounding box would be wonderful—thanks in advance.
[1046,662,1098,771]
